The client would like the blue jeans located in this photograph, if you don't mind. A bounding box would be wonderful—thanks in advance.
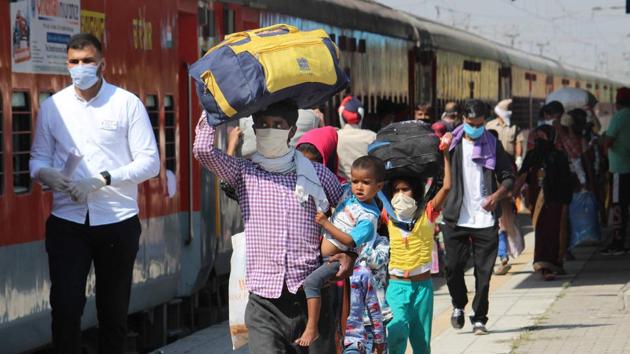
[303,258,340,298]
[498,231,508,261]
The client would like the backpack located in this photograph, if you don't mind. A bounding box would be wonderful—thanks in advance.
[189,24,349,126]
[368,120,443,180]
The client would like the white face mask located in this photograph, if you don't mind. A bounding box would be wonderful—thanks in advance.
[391,192,418,220]
[539,119,555,127]
[255,128,291,158]
[69,64,100,90]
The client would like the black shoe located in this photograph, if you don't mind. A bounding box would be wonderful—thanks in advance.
[451,308,465,329]
[472,322,488,335]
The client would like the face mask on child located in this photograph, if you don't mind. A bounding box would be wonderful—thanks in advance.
[391,193,417,220]
[255,128,291,158]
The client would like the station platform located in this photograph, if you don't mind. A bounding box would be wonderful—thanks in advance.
[153,216,629,354]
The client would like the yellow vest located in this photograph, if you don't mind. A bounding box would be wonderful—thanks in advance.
[388,211,434,273]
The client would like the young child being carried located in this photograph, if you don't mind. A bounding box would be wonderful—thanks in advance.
[296,156,386,351]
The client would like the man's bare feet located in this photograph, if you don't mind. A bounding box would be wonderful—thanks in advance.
[295,327,320,347]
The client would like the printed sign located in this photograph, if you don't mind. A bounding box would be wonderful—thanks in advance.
[81,10,105,44]
[10,0,81,74]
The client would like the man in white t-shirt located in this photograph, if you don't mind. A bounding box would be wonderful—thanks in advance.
[336,97,376,181]
[441,100,515,335]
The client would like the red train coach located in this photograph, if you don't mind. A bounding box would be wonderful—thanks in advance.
[0,0,263,353]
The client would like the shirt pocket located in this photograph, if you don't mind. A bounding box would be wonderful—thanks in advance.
[97,119,124,146]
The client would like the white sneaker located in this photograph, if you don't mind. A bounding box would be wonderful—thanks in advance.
[472,322,488,335]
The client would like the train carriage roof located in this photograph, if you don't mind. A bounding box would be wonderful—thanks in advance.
[239,0,417,40]
[232,0,622,86]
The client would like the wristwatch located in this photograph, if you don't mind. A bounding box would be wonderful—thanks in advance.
[100,171,111,185]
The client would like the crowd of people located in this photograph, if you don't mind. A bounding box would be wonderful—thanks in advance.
[31,31,630,354]
[194,86,630,354]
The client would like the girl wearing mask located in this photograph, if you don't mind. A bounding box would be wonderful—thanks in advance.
[385,134,452,354]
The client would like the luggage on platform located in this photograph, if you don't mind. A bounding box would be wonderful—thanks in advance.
[368,120,443,180]
[189,24,349,126]
[569,191,601,249]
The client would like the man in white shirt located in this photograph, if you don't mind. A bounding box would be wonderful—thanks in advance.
[29,33,159,354]
[336,96,376,181]
[441,100,514,335]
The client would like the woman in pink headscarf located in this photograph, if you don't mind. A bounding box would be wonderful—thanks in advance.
[296,126,345,183]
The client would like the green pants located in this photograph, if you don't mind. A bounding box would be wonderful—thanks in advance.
[386,278,433,354]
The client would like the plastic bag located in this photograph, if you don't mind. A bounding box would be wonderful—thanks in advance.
[228,232,249,350]
[569,192,601,249]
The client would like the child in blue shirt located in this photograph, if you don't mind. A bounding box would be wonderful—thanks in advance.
[296,156,385,351]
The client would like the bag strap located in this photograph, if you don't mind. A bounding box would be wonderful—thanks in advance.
[377,191,416,232]
[225,24,298,42]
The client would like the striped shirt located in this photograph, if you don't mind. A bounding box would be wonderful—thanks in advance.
[193,116,343,299]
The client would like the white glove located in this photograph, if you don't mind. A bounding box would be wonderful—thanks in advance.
[515,156,523,171]
[69,175,107,203]
[38,168,72,193]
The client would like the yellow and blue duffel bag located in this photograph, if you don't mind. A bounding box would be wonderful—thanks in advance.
[189,24,349,126]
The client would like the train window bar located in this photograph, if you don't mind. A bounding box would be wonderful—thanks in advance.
[38,92,53,191]
[164,95,176,172]
[0,91,3,196]
[145,94,160,149]
[145,94,161,178]
[11,91,31,195]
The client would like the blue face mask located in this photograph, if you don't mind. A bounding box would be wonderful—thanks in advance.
[464,123,485,139]
[69,64,100,90]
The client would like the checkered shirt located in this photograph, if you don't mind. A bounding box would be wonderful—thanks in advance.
[193,117,343,299]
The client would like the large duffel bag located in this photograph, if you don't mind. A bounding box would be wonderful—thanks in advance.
[368,120,442,180]
[189,24,349,126]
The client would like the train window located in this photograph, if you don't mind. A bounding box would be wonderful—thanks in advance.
[164,95,176,172]
[358,39,366,53]
[12,91,31,195]
[525,73,537,81]
[562,79,570,86]
[586,83,593,89]
[39,92,52,104]
[348,37,357,52]
[223,8,235,35]
[145,95,160,148]
[199,6,215,38]
[0,92,3,195]
[338,35,348,51]
[463,60,481,72]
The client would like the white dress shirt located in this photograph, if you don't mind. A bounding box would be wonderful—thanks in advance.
[457,139,494,229]
[30,80,160,226]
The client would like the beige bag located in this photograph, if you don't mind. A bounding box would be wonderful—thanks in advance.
[228,232,248,350]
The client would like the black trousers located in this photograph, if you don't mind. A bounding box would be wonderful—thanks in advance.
[612,173,630,248]
[45,214,141,354]
[245,285,338,354]
[443,223,498,324]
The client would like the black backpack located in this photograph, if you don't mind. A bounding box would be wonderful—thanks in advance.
[368,120,443,181]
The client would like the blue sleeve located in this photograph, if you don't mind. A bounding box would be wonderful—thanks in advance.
[350,219,375,246]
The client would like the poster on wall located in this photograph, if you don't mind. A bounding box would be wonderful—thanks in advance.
[10,0,81,74]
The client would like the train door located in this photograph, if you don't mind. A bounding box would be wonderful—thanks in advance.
[176,3,211,296]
